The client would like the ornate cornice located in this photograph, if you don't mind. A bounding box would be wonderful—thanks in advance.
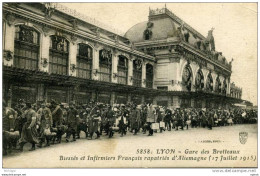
[3,5,155,63]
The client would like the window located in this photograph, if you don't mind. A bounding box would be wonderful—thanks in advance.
[99,49,112,82]
[117,55,128,85]
[133,59,142,87]
[182,65,192,91]
[49,35,69,75]
[206,73,213,91]
[77,43,92,79]
[195,69,204,90]
[14,25,40,70]
[146,64,153,88]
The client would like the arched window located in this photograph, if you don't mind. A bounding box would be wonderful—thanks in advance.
[99,49,112,82]
[117,55,128,85]
[49,35,69,75]
[222,79,227,94]
[77,43,92,79]
[133,59,142,87]
[215,76,221,93]
[195,69,204,90]
[206,73,213,91]
[146,64,153,88]
[182,65,192,91]
[14,25,40,70]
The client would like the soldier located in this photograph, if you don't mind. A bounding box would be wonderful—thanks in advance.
[140,105,147,134]
[107,105,115,138]
[51,100,63,128]
[119,104,128,137]
[88,106,102,140]
[37,102,53,148]
[66,102,79,142]
[175,109,183,131]
[146,104,155,136]
[164,108,172,131]
[76,105,88,139]
[130,104,140,135]
[18,102,39,151]
[3,100,18,155]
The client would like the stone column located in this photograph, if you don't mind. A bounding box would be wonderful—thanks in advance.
[128,59,133,86]
[111,51,118,83]
[68,42,77,77]
[110,92,116,105]
[40,34,50,72]
[127,93,131,104]
[3,20,15,66]
[92,45,100,80]
[142,61,146,88]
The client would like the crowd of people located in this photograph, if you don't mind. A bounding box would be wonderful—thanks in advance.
[3,99,258,155]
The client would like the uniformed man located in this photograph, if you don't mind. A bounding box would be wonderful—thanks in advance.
[164,108,172,131]
[3,100,18,155]
[107,105,115,138]
[18,102,39,151]
[130,104,140,135]
[37,102,53,148]
[66,102,79,142]
[119,104,128,137]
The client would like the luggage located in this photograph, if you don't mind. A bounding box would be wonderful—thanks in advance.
[159,122,165,128]
[151,123,159,130]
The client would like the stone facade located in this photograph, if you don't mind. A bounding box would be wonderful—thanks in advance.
[2,3,243,108]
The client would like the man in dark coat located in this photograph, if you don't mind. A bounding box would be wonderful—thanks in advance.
[119,105,128,137]
[66,103,79,142]
[164,108,172,131]
[3,100,18,155]
[51,100,63,128]
[107,105,115,138]
[37,102,53,147]
[130,105,140,135]
[18,102,39,151]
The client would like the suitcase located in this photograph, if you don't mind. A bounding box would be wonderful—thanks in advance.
[159,122,165,128]
[151,123,159,130]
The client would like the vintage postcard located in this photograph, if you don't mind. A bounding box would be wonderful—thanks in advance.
[1,2,257,169]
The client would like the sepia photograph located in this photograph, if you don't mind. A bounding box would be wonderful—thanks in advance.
[1,2,258,170]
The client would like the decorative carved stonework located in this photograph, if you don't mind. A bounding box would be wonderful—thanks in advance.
[169,56,180,63]
[41,58,48,68]
[42,26,50,36]
[18,25,34,43]
[134,59,143,70]
[6,13,16,26]
[96,28,100,39]
[3,50,13,61]
[70,64,76,73]
[44,3,55,19]
[69,19,78,31]
[71,34,77,45]
[143,22,153,40]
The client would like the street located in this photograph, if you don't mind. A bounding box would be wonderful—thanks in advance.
[3,124,257,168]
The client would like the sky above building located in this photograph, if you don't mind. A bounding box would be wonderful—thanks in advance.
[61,3,257,105]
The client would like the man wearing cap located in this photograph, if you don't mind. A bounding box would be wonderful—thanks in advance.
[107,105,115,138]
[66,102,79,142]
[18,102,39,151]
[130,104,141,135]
[3,100,18,155]
[51,100,63,128]
[164,108,172,131]
[37,102,53,147]
[119,104,128,137]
